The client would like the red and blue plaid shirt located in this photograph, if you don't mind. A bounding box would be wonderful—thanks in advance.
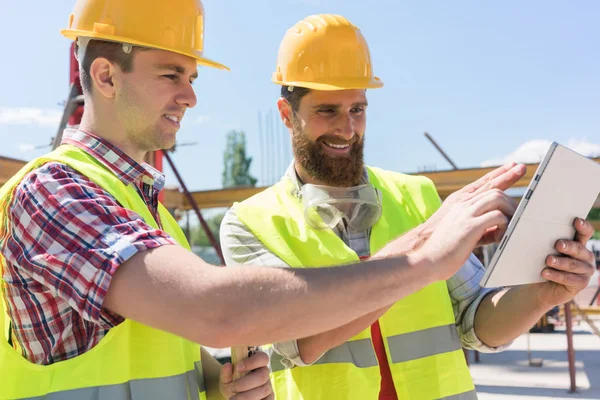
[1,129,177,365]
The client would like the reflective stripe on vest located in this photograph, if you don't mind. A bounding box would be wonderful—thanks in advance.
[26,362,206,400]
[389,324,460,363]
[270,324,461,372]
[440,389,478,400]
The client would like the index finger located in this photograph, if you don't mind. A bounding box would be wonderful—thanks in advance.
[461,162,516,194]
[220,362,234,385]
[236,351,270,373]
[468,163,526,195]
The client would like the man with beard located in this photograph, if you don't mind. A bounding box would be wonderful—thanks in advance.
[220,14,597,400]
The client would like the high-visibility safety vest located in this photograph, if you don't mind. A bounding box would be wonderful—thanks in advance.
[0,145,206,400]
[235,166,477,400]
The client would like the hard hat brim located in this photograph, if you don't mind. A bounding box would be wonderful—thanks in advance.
[61,29,230,71]
[272,77,383,91]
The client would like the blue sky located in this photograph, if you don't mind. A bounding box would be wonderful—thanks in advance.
[1,0,599,192]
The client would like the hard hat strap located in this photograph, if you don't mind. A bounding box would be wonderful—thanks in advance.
[75,37,90,63]
[75,37,134,65]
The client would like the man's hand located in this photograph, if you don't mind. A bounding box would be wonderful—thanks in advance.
[416,189,517,281]
[376,162,525,263]
[473,218,596,348]
[534,218,596,308]
[420,162,526,248]
[219,351,273,400]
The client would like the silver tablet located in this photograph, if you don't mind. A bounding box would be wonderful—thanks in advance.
[480,142,600,288]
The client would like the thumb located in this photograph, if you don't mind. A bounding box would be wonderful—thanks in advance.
[220,362,234,385]
[478,226,503,246]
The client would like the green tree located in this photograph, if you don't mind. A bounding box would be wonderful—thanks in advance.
[189,212,226,247]
[222,130,257,188]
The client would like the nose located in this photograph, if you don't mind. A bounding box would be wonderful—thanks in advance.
[335,113,354,141]
[175,82,197,109]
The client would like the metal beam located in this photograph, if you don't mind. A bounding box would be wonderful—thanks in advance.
[52,83,85,150]
[0,156,28,187]
[424,132,459,170]
[166,158,600,210]
[5,154,600,218]
[162,151,225,264]
[164,186,265,210]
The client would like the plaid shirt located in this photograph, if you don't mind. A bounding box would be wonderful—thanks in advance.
[1,129,177,365]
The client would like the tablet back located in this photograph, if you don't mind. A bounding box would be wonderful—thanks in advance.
[481,143,600,288]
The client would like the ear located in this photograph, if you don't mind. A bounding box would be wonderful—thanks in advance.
[277,98,293,129]
[89,57,116,99]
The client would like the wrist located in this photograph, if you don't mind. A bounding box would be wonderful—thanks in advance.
[519,284,557,312]
[406,251,440,284]
[410,221,433,252]
[373,222,434,261]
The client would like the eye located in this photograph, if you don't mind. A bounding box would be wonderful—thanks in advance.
[163,74,178,81]
[318,108,335,115]
[351,107,365,115]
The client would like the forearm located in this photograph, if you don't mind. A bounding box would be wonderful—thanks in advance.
[295,244,413,364]
[298,305,392,364]
[474,285,551,348]
[201,347,226,400]
[107,245,437,349]
[203,253,435,347]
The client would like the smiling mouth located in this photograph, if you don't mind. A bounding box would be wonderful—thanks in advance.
[164,114,182,124]
[323,141,351,149]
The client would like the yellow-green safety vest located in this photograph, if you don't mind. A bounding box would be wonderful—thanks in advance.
[0,145,206,400]
[235,166,477,400]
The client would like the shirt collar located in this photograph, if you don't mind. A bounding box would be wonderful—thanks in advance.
[61,129,165,190]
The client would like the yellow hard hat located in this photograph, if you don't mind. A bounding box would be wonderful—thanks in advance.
[272,14,383,91]
[61,0,229,70]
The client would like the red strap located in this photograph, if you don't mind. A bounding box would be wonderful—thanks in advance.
[359,255,398,399]
[372,321,398,400]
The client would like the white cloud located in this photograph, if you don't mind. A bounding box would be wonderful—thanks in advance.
[566,138,600,157]
[481,138,600,167]
[18,144,36,152]
[194,115,210,124]
[0,107,62,127]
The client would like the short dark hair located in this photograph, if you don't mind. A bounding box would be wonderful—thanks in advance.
[280,86,311,112]
[79,40,147,94]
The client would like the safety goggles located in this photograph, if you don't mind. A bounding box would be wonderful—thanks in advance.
[301,183,382,231]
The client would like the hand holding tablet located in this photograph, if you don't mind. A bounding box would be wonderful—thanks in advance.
[481,142,600,289]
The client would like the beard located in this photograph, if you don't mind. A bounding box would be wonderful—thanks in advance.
[291,115,365,187]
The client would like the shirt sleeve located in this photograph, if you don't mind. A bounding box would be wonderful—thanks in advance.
[448,253,512,352]
[220,207,287,268]
[6,162,177,327]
